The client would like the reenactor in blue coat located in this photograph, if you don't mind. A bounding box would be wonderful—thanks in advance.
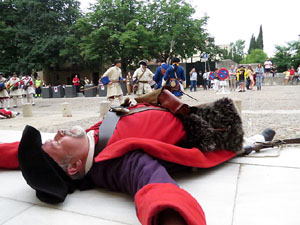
[153,63,169,89]
[162,58,186,97]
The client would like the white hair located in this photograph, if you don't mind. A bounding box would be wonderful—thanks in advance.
[63,125,86,138]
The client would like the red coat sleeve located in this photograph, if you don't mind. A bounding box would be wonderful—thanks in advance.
[0,142,19,169]
[135,183,206,225]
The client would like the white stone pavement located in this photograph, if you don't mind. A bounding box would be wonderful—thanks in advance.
[0,130,300,225]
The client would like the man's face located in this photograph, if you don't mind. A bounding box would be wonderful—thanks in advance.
[116,62,121,68]
[231,65,234,69]
[161,68,166,75]
[142,65,147,70]
[42,127,89,168]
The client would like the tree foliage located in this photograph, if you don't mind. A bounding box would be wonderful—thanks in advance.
[256,25,264,50]
[70,0,211,71]
[248,34,256,54]
[220,39,245,63]
[241,49,267,64]
[246,25,264,56]
[0,0,81,74]
[0,0,215,74]
[143,0,210,62]
[272,41,300,72]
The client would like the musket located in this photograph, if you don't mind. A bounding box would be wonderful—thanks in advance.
[80,85,98,92]
[244,138,300,155]
[180,91,199,102]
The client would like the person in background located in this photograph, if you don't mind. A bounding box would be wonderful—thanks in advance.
[101,59,124,104]
[237,65,246,92]
[255,63,264,90]
[7,73,22,108]
[247,66,255,90]
[189,68,197,92]
[126,72,133,95]
[289,66,295,84]
[0,73,10,109]
[35,76,42,98]
[72,74,80,92]
[295,65,300,85]
[21,73,35,105]
[153,61,169,90]
[271,64,277,77]
[264,58,272,77]
[213,68,219,92]
[162,58,186,97]
[84,77,90,85]
[229,65,237,92]
[133,60,154,96]
[283,69,290,85]
[202,70,209,90]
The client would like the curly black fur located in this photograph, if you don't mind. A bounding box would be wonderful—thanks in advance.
[180,98,244,152]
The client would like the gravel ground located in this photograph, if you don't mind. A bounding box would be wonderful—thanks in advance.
[2,85,300,140]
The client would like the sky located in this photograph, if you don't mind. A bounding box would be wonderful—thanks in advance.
[79,0,300,57]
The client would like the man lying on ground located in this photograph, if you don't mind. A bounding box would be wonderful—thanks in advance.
[0,91,275,225]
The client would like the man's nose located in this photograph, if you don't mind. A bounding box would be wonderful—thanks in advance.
[54,130,64,140]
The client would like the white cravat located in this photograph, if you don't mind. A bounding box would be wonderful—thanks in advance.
[85,130,95,174]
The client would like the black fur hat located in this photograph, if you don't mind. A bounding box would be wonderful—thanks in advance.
[18,125,75,204]
[180,98,244,152]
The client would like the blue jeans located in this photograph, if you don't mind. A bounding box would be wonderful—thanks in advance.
[256,75,263,90]
[190,80,197,91]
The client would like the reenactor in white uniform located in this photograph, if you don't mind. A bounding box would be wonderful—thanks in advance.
[6,73,22,108]
[101,59,124,104]
[132,60,154,96]
[21,74,35,105]
[0,73,10,109]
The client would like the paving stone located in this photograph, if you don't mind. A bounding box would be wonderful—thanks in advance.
[3,205,126,225]
[174,163,240,225]
[233,164,300,225]
[0,198,32,224]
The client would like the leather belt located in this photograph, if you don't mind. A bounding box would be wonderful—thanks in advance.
[94,106,168,156]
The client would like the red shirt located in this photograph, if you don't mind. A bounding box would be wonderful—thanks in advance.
[289,69,295,75]
[73,77,80,86]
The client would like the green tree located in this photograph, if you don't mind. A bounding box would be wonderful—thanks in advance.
[0,0,19,74]
[242,49,267,64]
[220,39,245,63]
[248,34,256,54]
[71,0,157,72]
[256,25,264,50]
[71,0,210,72]
[272,41,300,72]
[144,0,209,62]
[0,0,81,74]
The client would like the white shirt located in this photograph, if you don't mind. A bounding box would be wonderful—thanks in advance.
[264,60,272,69]
[203,72,210,80]
[190,72,197,81]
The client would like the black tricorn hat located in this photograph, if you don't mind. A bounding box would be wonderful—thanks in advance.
[18,125,75,204]
[139,60,147,66]
[171,57,180,63]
